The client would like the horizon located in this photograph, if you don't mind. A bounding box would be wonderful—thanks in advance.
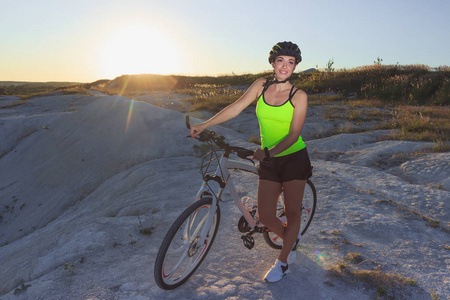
[0,64,444,85]
[1,0,449,82]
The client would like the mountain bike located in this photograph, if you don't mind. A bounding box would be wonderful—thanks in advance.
[154,116,317,290]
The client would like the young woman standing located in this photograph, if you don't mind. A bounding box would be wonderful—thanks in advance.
[190,41,312,282]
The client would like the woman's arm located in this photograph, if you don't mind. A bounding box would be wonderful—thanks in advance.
[254,89,307,160]
[190,78,266,137]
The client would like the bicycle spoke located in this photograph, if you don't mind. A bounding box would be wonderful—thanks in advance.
[160,203,215,285]
[167,239,190,254]
[187,208,210,243]
[163,246,190,280]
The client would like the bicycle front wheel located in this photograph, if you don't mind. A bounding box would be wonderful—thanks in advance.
[154,197,220,290]
[263,179,317,249]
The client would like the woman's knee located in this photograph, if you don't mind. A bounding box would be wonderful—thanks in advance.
[284,210,301,224]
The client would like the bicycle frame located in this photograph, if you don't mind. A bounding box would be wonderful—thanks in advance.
[155,119,317,290]
[194,155,259,247]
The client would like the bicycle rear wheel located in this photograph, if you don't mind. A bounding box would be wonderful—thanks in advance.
[263,179,317,249]
[154,197,220,290]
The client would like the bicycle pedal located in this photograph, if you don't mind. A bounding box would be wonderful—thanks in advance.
[241,234,255,250]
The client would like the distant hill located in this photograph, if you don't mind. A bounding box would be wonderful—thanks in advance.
[0,81,76,86]
[2,64,449,105]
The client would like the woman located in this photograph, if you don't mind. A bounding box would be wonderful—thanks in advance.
[190,41,312,283]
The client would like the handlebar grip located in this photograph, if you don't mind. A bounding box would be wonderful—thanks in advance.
[264,147,271,160]
[186,115,191,129]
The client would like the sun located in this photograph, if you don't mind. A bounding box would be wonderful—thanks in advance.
[100,23,181,78]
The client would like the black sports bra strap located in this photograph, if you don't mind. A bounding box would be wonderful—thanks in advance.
[261,79,270,96]
[288,86,299,101]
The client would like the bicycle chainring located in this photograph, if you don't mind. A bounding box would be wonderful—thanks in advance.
[238,216,251,233]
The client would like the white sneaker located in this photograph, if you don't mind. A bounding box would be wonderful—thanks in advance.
[294,234,302,250]
[264,259,289,282]
[287,250,297,265]
[287,236,302,265]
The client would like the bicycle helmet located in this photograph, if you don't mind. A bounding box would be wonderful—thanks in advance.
[268,41,302,65]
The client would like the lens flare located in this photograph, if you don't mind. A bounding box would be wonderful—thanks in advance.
[314,249,330,265]
[125,99,134,133]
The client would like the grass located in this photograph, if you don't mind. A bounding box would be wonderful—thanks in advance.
[375,198,447,231]
[0,82,88,98]
[376,106,450,143]
[430,288,443,300]
[316,102,449,147]
[184,84,246,112]
[0,99,29,109]
[139,226,155,236]
[328,253,419,299]
[2,65,448,147]
[293,64,450,106]
[344,252,365,264]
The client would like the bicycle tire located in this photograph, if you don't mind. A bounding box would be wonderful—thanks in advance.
[263,179,317,250]
[154,197,220,290]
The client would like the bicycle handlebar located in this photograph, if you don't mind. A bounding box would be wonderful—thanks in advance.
[186,115,255,159]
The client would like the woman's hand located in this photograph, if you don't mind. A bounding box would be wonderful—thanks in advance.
[252,148,268,162]
[190,123,207,138]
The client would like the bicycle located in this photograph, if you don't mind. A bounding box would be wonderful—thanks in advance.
[154,116,317,290]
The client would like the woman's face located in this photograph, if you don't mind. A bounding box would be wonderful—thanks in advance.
[272,55,296,80]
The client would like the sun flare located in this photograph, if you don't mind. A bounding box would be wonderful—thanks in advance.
[100,23,181,78]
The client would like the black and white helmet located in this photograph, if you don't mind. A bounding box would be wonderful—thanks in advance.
[268,41,302,64]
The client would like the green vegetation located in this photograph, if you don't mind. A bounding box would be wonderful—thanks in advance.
[64,262,76,274]
[430,288,443,300]
[139,226,155,236]
[330,230,342,235]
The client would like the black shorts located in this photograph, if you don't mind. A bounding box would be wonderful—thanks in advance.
[258,148,313,182]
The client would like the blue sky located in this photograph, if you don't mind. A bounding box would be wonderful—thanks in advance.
[1,0,449,82]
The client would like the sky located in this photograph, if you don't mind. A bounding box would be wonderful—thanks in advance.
[1,0,449,82]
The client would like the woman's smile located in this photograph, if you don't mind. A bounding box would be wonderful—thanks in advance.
[272,55,296,80]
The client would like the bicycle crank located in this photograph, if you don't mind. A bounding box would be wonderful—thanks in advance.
[237,216,251,233]
[241,234,255,250]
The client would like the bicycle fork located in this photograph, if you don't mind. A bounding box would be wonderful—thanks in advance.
[192,179,222,250]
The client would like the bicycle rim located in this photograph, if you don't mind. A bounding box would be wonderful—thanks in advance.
[264,180,317,249]
[300,179,317,235]
[154,197,220,289]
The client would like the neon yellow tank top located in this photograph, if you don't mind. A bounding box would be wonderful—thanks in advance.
[256,86,306,157]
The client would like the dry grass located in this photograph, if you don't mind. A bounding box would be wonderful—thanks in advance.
[184,84,245,112]
[0,99,29,109]
[318,102,449,148]
[378,106,450,145]
[295,64,449,105]
[308,93,345,105]
[375,198,445,230]
[328,253,419,299]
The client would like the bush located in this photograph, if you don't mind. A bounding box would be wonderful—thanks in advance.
[294,64,449,105]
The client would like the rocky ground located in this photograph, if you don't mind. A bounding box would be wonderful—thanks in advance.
[0,91,448,299]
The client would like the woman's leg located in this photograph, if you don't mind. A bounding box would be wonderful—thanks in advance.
[257,179,284,239]
[278,179,306,263]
